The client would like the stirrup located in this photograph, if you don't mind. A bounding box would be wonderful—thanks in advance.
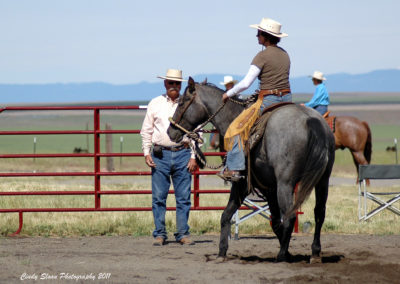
[217,169,245,182]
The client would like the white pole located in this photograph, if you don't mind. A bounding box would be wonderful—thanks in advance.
[120,136,124,166]
[33,137,37,162]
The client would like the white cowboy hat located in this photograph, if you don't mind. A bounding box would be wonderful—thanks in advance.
[219,75,238,86]
[250,18,288,38]
[157,69,187,82]
[309,71,327,81]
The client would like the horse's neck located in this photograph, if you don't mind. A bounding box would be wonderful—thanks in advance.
[211,101,244,135]
[198,85,244,135]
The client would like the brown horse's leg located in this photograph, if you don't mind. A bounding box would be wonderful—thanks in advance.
[335,117,372,186]
[351,151,370,186]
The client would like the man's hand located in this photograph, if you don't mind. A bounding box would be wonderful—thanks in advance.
[145,154,156,168]
[222,93,229,103]
[187,158,198,173]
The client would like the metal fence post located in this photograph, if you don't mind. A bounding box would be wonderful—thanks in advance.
[120,136,124,166]
[33,137,37,162]
[94,109,101,209]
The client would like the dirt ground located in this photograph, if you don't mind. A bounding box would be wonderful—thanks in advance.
[1,234,399,283]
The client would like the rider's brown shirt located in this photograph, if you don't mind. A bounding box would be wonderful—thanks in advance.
[251,46,290,90]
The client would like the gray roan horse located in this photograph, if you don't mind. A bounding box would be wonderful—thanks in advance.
[167,78,335,262]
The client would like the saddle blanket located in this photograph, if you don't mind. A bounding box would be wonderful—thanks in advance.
[324,115,336,133]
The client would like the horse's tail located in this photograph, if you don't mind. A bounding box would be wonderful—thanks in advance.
[289,117,332,216]
[362,121,372,163]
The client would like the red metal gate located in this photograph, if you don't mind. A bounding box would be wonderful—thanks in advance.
[0,105,301,235]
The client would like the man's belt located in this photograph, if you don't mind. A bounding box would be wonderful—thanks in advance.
[154,144,189,152]
[259,89,291,97]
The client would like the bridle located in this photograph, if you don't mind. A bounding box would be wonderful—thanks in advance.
[169,90,226,143]
[168,86,255,169]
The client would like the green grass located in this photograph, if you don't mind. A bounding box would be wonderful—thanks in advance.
[1,176,398,237]
[0,111,145,154]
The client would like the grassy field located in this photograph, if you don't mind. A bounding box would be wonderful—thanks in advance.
[1,174,399,237]
[1,98,399,237]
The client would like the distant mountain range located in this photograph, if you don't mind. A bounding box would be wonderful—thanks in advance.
[1,69,399,104]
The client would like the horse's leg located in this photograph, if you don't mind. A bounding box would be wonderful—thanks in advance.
[265,188,283,244]
[311,175,329,259]
[276,182,296,262]
[351,150,370,185]
[218,179,247,258]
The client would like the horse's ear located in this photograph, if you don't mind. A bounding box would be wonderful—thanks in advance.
[201,78,207,85]
[188,77,195,93]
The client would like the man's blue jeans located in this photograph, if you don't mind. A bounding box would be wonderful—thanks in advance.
[226,93,292,171]
[151,148,192,241]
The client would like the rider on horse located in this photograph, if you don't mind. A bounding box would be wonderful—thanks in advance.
[302,70,330,116]
[219,17,291,182]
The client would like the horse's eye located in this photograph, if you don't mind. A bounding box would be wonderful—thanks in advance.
[180,95,190,103]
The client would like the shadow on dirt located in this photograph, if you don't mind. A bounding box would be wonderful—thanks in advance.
[238,253,344,264]
[236,236,277,241]
[205,253,345,264]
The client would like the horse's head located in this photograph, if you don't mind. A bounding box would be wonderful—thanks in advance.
[167,77,210,143]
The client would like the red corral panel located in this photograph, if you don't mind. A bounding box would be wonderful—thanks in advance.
[0,106,301,235]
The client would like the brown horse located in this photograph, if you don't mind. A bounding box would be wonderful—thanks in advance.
[327,115,372,183]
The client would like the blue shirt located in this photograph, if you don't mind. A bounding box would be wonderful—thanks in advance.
[305,83,330,108]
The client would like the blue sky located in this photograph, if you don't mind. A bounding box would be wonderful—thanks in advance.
[1,0,399,84]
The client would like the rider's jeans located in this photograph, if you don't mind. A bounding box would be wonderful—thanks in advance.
[226,135,246,171]
[313,105,328,116]
[226,93,292,171]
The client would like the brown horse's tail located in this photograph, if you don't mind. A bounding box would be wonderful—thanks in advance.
[362,121,372,163]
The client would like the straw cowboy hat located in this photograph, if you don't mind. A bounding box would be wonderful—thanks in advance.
[250,18,288,38]
[157,69,187,82]
[310,71,327,81]
[219,75,238,86]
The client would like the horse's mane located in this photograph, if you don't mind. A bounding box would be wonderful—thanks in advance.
[197,81,249,103]
[198,81,220,89]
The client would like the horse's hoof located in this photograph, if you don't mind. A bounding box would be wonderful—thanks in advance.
[215,256,227,263]
[276,252,292,263]
[275,257,288,263]
[275,257,284,263]
[310,256,322,264]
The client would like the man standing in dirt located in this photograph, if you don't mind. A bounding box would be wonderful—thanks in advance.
[140,69,197,246]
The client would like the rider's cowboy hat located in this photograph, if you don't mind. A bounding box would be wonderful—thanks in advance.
[157,69,187,82]
[250,18,288,38]
[309,71,327,81]
[219,75,238,86]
